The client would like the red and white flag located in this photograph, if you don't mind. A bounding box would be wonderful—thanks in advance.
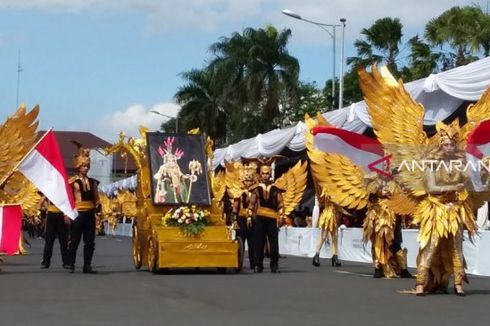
[312,126,386,174]
[18,130,77,219]
[0,205,22,255]
[466,119,490,191]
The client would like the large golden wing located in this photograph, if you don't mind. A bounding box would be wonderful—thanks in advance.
[224,161,246,199]
[274,160,308,216]
[0,105,40,182]
[117,190,138,217]
[462,87,490,140]
[0,172,41,216]
[211,170,226,202]
[305,114,369,209]
[359,66,429,196]
[99,192,114,217]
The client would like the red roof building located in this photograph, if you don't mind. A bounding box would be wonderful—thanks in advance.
[37,130,136,177]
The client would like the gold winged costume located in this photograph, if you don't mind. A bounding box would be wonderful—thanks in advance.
[358,65,490,295]
[306,114,414,278]
[305,113,344,267]
[0,105,41,258]
[230,157,307,272]
[225,160,259,269]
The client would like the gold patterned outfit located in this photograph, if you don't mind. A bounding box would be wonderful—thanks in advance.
[357,65,490,295]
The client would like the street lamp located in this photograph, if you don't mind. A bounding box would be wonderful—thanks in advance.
[150,110,178,133]
[282,9,346,110]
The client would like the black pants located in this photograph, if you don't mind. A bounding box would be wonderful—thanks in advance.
[390,216,403,254]
[236,216,255,268]
[68,210,96,268]
[254,216,279,270]
[42,212,69,266]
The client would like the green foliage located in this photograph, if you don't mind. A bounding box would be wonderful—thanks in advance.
[425,6,489,68]
[172,7,490,145]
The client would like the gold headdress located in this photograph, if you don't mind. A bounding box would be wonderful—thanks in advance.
[241,156,282,177]
[435,119,460,144]
[242,162,258,182]
[72,141,91,170]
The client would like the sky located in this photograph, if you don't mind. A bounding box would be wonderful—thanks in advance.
[0,0,483,143]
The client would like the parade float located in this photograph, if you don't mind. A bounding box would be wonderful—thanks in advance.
[105,128,243,273]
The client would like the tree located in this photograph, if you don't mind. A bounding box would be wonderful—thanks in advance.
[404,35,442,80]
[425,6,488,68]
[282,81,329,124]
[347,17,404,75]
[209,25,300,135]
[173,68,229,145]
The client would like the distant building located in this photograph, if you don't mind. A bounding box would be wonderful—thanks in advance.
[37,130,136,180]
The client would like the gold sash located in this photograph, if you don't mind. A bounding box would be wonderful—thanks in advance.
[48,205,61,213]
[76,201,95,211]
[256,206,279,219]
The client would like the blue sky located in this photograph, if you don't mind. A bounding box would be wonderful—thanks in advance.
[0,0,478,142]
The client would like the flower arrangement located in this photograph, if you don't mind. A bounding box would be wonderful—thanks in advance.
[163,206,211,237]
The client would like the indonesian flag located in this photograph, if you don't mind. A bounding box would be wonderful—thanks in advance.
[312,126,387,175]
[466,119,490,191]
[18,130,78,219]
[0,205,22,255]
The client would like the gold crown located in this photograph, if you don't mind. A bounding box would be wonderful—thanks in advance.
[435,119,460,144]
[72,141,91,169]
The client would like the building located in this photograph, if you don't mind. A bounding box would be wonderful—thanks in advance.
[37,130,136,180]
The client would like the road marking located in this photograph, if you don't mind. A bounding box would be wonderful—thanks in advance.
[334,270,373,277]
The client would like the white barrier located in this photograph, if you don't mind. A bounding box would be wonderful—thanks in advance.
[104,217,133,237]
[113,224,490,276]
[279,227,490,276]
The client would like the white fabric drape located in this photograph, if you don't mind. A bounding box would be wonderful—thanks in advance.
[214,57,490,168]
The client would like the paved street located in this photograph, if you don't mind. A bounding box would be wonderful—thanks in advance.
[1,234,489,326]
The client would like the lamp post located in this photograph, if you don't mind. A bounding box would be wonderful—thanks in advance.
[282,9,346,110]
[150,110,178,133]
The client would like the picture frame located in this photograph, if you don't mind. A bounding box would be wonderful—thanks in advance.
[146,132,211,206]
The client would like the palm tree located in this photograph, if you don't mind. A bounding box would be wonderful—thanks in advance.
[174,68,229,144]
[210,25,300,133]
[425,6,487,67]
[347,17,403,74]
[406,35,441,80]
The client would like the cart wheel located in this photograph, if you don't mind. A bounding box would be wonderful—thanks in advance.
[147,235,159,273]
[234,237,244,273]
[132,224,142,269]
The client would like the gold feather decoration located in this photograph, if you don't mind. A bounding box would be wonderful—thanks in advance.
[304,113,369,210]
[0,105,40,185]
[274,160,308,216]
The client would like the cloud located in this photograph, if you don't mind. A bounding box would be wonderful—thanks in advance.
[0,0,479,38]
[92,102,180,142]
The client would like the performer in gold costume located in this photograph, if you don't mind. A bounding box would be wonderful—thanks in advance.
[66,144,101,274]
[239,157,307,273]
[0,105,41,271]
[312,197,342,267]
[305,113,411,276]
[413,123,472,295]
[226,162,258,270]
[358,65,490,295]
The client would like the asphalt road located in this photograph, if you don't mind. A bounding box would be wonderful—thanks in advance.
[1,234,489,326]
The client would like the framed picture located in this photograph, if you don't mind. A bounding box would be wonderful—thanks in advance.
[147,132,211,206]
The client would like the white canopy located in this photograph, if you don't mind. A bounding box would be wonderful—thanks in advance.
[214,56,490,169]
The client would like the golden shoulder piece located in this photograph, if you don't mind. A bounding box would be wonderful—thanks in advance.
[273,160,308,216]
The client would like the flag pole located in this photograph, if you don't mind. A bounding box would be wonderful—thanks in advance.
[0,128,53,188]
